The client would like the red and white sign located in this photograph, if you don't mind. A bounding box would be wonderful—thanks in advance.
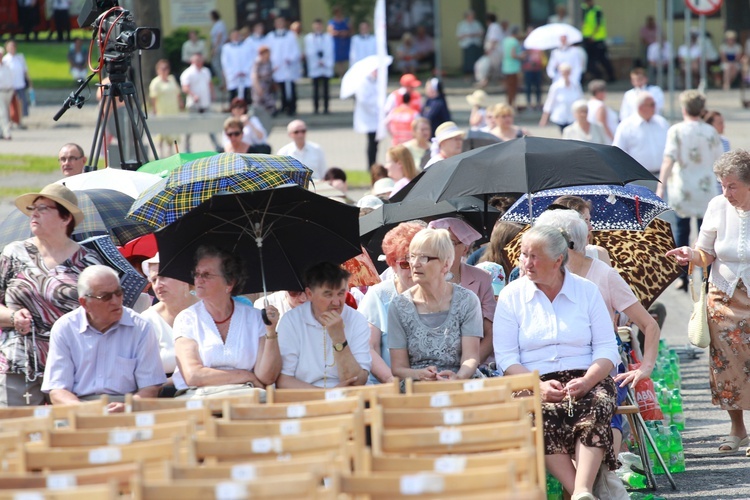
[685,0,723,16]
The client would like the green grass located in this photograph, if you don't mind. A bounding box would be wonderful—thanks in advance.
[17,34,98,89]
[0,155,58,174]
[344,170,370,189]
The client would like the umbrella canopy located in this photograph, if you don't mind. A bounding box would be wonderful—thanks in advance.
[396,137,658,205]
[80,235,148,309]
[462,130,502,152]
[156,185,361,295]
[340,54,393,99]
[137,151,216,178]
[127,153,313,229]
[523,23,583,51]
[58,167,162,198]
[0,189,152,250]
[501,184,671,230]
[503,218,681,309]
[359,196,501,271]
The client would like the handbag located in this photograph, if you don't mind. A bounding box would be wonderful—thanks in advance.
[687,250,710,349]
[593,464,630,500]
[176,382,266,402]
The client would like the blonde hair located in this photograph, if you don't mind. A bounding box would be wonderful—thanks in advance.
[387,144,418,180]
[492,103,515,118]
[409,228,455,268]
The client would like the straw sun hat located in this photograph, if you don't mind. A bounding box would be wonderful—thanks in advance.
[15,183,84,227]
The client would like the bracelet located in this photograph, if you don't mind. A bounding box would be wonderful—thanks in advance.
[265,333,278,340]
[9,311,14,329]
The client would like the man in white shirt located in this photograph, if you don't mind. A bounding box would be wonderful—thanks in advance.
[209,10,228,89]
[612,92,669,192]
[619,67,664,121]
[3,40,31,127]
[181,30,207,66]
[647,38,671,82]
[242,22,266,70]
[304,19,335,115]
[475,13,503,88]
[180,54,218,153]
[277,119,327,180]
[265,16,301,117]
[277,262,371,389]
[349,21,377,66]
[546,35,587,84]
[221,30,251,106]
[0,47,13,140]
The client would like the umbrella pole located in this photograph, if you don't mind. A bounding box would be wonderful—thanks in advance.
[483,194,489,238]
[255,223,272,326]
[528,192,534,225]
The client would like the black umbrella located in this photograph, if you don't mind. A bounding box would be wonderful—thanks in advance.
[462,129,502,152]
[155,185,361,295]
[398,137,658,206]
[359,196,501,272]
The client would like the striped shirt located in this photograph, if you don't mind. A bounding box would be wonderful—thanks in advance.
[42,307,166,397]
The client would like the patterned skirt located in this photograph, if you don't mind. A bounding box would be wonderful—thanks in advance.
[708,281,750,410]
[540,370,617,470]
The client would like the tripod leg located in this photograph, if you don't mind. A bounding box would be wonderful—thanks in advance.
[125,92,159,162]
[109,96,128,167]
[121,94,148,166]
[90,94,114,171]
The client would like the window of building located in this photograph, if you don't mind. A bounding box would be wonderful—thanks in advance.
[237,0,301,31]
[386,0,434,40]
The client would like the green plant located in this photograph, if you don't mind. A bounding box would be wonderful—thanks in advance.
[161,27,194,75]
[325,0,377,24]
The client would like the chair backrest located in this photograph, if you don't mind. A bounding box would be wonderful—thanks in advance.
[224,396,363,421]
[0,399,107,421]
[266,379,400,404]
[0,414,54,442]
[167,455,345,481]
[131,474,320,500]
[42,420,195,448]
[379,401,528,429]
[333,465,516,498]
[188,428,347,465]
[69,407,210,429]
[374,387,511,410]
[0,482,118,500]
[126,392,260,414]
[19,437,180,472]
[0,462,141,491]
[209,412,363,441]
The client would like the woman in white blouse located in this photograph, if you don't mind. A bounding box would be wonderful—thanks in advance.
[667,150,750,454]
[493,225,620,500]
[539,63,583,133]
[172,246,281,395]
[562,100,608,145]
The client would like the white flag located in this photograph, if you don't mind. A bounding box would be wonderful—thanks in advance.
[374,0,388,141]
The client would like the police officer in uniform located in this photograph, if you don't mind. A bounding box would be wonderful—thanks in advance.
[581,0,615,82]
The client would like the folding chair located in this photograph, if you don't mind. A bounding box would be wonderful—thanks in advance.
[0,462,141,492]
[69,407,210,429]
[0,482,118,500]
[130,474,321,500]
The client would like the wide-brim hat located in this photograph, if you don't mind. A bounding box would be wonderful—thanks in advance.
[141,253,159,276]
[372,178,395,196]
[466,90,488,107]
[435,121,465,143]
[15,183,84,227]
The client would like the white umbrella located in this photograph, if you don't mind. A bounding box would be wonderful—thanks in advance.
[58,168,162,198]
[523,23,583,51]
[340,54,393,99]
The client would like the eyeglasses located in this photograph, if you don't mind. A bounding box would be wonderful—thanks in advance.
[291,129,307,135]
[396,260,410,270]
[408,254,440,265]
[226,131,242,137]
[85,288,123,301]
[451,239,463,247]
[191,271,221,281]
[26,205,58,214]
[58,156,83,163]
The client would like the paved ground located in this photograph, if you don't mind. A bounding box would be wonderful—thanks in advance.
[3,78,750,497]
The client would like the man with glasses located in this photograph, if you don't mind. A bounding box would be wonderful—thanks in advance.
[57,143,86,177]
[277,119,327,180]
[42,266,165,413]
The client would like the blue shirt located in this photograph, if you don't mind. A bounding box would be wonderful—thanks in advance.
[328,17,351,62]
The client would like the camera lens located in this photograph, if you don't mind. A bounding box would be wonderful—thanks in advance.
[135,28,160,50]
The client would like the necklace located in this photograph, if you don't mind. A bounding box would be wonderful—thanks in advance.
[213,301,234,325]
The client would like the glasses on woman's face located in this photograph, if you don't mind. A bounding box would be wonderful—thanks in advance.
[191,271,221,281]
[226,130,242,138]
[26,205,58,215]
[396,259,410,270]
[408,254,440,265]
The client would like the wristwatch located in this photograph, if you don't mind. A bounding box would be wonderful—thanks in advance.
[333,340,348,352]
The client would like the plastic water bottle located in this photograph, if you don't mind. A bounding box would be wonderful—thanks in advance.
[659,388,672,419]
[669,425,686,473]
[657,425,672,471]
[619,470,648,489]
[669,359,681,389]
[670,389,685,430]
[546,473,563,500]
[646,426,663,475]
[29,87,36,106]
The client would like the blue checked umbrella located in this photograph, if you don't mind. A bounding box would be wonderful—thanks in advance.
[127,153,313,229]
[501,184,671,231]
[0,189,152,250]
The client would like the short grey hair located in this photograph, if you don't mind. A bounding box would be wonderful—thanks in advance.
[679,90,705,117]
[635,91,655,108]
[78,265,120,297]
[714,150,750,185]
[409,228,455,268]
[521,225,570,268]
[571,99,588,113]
[588,79,607,95]
[534,209,588,254]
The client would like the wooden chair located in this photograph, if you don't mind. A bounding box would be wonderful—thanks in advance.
[69,407,210,429]
[41,420,196,448]
[267,379,400,405]
[374,387,511,410]
[125,392,260,414]
[0,482,118,500]
[166,455,346,481]
[0,399,107,421]
[0,414,55,442]
[378,401,528,429]
[0,462,140,492]
[332,464,517,499]
[131,474,321,500]
[0,430,23,473]
[224,396,363,421]
[188,428,348,465]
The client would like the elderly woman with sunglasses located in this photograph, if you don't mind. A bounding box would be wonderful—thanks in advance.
[222,98,270,154]
[0,184,102,406]
[172,246,281,396]
[358,222,424,384]
[388,228,483,382]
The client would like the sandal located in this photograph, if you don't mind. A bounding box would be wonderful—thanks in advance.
[718,435,749,453]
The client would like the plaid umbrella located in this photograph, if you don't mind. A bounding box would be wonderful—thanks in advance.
[503,218,681,309]
[136,151,216,178]
[0,189,152,250]
[127,153,313,229]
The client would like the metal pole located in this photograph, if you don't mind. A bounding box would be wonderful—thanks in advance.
[655,0,664,88]
[433,0,442,76]
[684,8,691,89]
[667,0,675,120]
[698,14,707,92]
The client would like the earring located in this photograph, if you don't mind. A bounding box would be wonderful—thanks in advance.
[444,272,454,281]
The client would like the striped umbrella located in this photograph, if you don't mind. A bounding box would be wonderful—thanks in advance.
[0,189,152,250]
[127,153,313,229]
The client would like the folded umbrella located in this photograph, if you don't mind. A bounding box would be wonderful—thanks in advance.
[156,185,361,295]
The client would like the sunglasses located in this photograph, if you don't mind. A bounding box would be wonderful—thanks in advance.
[226,131,242,137]
[396,260,410,270]
[86,288,124,302]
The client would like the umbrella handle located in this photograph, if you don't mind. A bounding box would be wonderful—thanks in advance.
[261,308,272,326]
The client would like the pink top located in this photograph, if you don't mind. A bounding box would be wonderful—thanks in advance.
[584,258,638,322]
[389,177,411,198]
[387,105,419,145]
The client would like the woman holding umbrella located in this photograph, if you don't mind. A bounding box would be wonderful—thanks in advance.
[666,150,750,454]
[172,246,281,395]
[388,228,483,382]
[0,184,101,406]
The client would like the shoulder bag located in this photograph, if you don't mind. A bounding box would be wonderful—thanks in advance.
[687,249,710,349]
